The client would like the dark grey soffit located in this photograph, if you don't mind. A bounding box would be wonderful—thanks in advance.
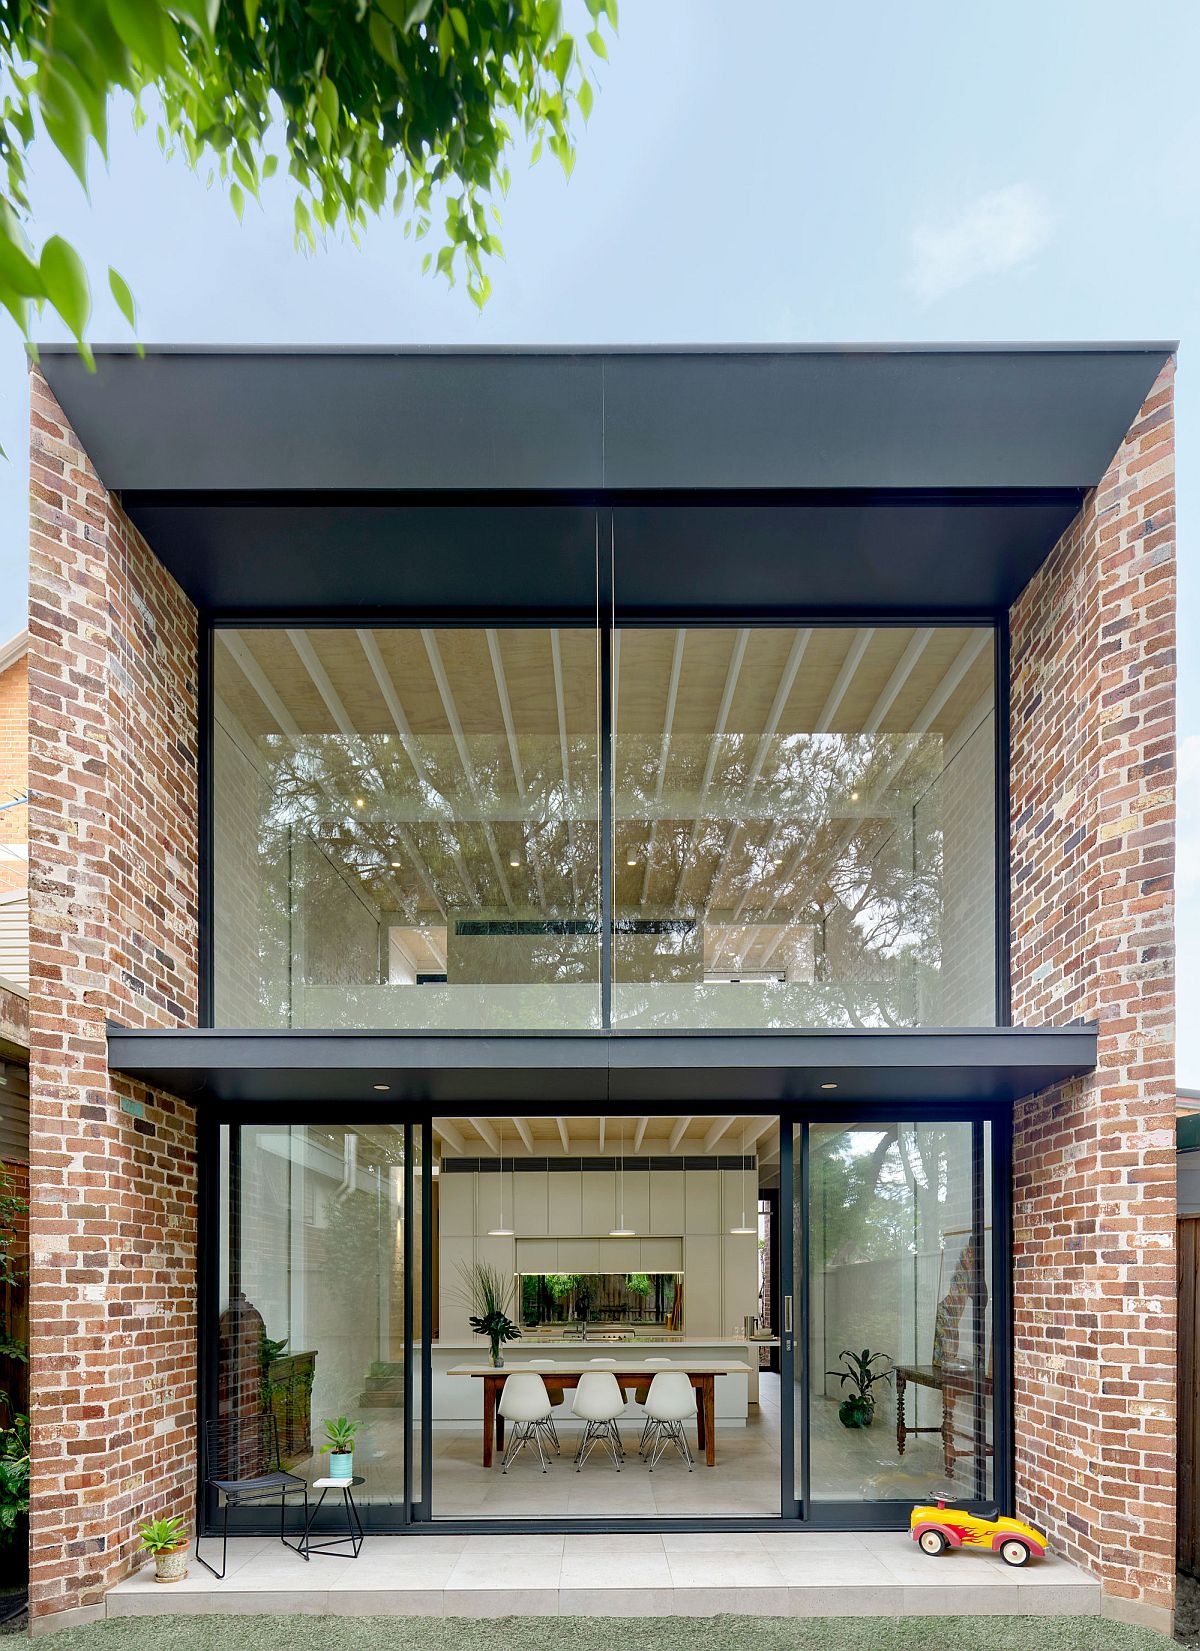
[118,494,1085,617]
[39,344,1172,493]
[105,1025,1097,1109]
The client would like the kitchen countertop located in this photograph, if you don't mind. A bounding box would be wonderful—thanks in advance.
[432,1335,780,1351]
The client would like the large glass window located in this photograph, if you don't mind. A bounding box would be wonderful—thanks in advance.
[613,627,996,1028]
[211,622,997,1030]
[801,1118,993,1504]
[213,627,601,1029]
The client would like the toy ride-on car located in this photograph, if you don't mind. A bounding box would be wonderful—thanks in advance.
[910,1499,1048,1567]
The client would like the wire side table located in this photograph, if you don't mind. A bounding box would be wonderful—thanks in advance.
[300,1475,365,1558]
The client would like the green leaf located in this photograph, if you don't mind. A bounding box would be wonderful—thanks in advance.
[400,0,435,25]
[577,78,593,121]
[448,7,469,45]
[369,11,401,68]
[552,38,573,84]
[586,28,608,59]
[38,72,91,188]
[436,13,453,66]
[106,0,168,71]
[107,266,136,328]
[229,181,245,221]
[39,237,91,339]
[262,154,278,179]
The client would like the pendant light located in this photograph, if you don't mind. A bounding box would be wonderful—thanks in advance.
[609,1117,635,1236]
[729,1120,757,1235]
[487,1121,513,1237]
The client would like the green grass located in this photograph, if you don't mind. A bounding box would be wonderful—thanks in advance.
[30,1617,1176,1651]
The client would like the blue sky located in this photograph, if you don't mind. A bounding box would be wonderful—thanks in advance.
[0,0,1196,1077]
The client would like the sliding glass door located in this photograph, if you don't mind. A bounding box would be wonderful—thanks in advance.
[786,1113,996,1520]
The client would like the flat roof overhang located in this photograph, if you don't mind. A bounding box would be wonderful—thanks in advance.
[37,343,1174,618]
[106,1024,1097,1109]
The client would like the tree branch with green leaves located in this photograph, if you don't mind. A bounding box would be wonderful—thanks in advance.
[0,0,615,359]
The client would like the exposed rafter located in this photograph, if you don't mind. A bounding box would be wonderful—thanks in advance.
[511,1116,534,1153]
[671,628,750,907]
[816,628,874,732]
[469,1117,500,1154]
[633,1115,649,1152]
[597,1116,606,1153]
[703,1115,736,1152]
[433,1118,466,1155]
[550,629,581,906]
[556,1117,570,1152]
[422,629,515,912]
[669,1115,693,1151]
[486,628,548,913]
[639,628,687,907]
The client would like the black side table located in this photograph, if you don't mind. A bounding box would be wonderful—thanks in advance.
[301,1475,365,1558]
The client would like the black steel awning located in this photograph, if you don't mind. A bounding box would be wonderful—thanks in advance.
[37,342,1174,618]
[106,1024,1096,1110]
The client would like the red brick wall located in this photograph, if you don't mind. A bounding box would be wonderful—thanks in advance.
[26,368,199,1625]
[1010,362,1176,1628]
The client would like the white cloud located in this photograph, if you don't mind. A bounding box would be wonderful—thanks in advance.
[908,183,1053,303]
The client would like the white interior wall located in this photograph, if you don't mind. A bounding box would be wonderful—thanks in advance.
[437,1162,759,1342]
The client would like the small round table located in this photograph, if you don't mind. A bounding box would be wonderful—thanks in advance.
[301,1476,365,1559]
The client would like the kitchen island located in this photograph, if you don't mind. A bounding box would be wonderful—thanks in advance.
[425,1336,778,1429]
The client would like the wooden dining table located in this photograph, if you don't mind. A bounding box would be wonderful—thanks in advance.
[446,1358,753,1468]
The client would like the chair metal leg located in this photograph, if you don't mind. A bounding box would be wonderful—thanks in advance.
[647,1419,693,1472]
[539,1415,561,1454]
[279,1486,311,1561]
[575,1419,622,1471]
[503,1420,550,1473]
[195,1496,229,1580]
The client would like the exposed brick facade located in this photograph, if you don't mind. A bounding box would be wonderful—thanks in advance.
[0,649,27,898]
[26,369,199,1627]
[1010,362,1177,1630]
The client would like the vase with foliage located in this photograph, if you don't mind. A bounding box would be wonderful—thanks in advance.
[320,1415,360,1480]
[457,1260,521,1367]
[827,1348,892,1429]
[138,1515,189,1583]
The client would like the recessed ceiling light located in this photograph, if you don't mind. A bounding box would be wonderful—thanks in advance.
[373,1083,390,1092]
[390,861,403,869]
[509,857,521,868]
[850,790,860,802]
[355,797,366,808]
[626,857,638,867]
[820,1082,838,1090]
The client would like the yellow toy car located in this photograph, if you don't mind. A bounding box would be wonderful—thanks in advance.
[910,1499,1048,1567]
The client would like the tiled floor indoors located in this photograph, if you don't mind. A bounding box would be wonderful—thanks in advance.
[107,1530,1100,1620]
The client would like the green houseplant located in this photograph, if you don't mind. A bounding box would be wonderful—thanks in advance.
[457,1261,521,1367]
[320,1416,360,1481]
[138,1514,188,1584]
[827,1348,893,1429]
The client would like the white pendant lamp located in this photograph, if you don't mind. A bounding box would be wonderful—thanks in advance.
[729,1120,757,1235]
[487,1121,513,1236]
[609,1117,635,1236]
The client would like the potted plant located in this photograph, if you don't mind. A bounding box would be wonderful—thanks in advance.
[320,1416,360,1480]
[138,1515,189,1583]
[457,1260,521,1367]
[827,1348,893,1429]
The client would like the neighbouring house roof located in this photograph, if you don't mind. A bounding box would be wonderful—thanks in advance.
[0,631,27,676]
[36,343,1175,618]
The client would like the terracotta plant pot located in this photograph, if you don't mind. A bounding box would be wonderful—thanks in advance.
[153,1544,189,1583]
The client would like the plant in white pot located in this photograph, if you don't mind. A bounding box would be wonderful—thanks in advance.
[320,1415,360,1481]
[138,1514,188,1583]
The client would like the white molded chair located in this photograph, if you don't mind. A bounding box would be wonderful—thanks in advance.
[571,1370,625,1471]
[498,1372,555,1473]
[642,1370,695,1472]
[525,1359,563,1454]
[636,1357,674,1454]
